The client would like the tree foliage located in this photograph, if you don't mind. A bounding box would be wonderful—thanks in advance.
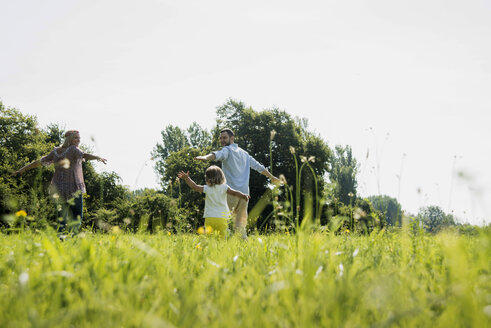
[417,205,457,233]
[151,99,333,229]
[0,101,128,230]
[152,123,212,188]
[328,145,359,205]
[368,195,403,226]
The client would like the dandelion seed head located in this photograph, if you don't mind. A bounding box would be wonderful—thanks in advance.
[354,208,366,220]
[19,272,29,285]
[483,305,491,318]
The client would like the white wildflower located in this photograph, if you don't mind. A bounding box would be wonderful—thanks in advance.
[207,259,220,268]
[19,272,29,286]
[314,265,323,279]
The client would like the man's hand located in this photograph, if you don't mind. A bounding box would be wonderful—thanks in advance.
[194,156,207,161]
[271,176,282,185]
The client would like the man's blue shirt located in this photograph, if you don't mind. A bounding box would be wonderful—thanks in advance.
[213,143,265,195]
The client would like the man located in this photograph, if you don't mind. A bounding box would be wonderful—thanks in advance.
[195,128,280,237]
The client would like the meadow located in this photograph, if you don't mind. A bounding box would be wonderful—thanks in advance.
[1,228,490,327]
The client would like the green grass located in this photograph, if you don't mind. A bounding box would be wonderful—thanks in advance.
[1,229,490,327]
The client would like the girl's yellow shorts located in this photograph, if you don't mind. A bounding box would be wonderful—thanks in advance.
[204,217,229,237]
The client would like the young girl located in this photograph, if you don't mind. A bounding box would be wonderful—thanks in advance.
[13,130,106,234]
[178,165,250,237]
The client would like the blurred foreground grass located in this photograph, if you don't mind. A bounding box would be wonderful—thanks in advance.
[1,229,490,327]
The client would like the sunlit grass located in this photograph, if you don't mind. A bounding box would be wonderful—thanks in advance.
[0,229,490,327]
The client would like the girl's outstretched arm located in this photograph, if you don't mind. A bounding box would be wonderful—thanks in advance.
[227,187,250,201]
[178,171,204,193]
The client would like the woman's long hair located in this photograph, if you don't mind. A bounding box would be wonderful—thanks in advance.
[62,130,79,148]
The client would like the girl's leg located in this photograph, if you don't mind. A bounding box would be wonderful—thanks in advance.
[204,217,229,238]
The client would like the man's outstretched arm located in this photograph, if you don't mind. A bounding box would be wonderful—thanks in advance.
[261,169,282,185]
[194,153,216,161]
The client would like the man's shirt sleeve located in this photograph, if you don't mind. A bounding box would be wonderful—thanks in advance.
[213,147,229,161]
[249,155,266,173]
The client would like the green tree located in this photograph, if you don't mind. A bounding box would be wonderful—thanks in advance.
[187,122,212,149]
[111,189,184,233]
[417,205,456,233]
[160,146,211,217]
[367,195,402,226]
[152,124,212,188]
[214,99,331,227]
[0,102,55,223]
[329,145,359,205]
[1,101,128,230]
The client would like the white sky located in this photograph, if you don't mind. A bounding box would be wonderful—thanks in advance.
[1,0,490,225]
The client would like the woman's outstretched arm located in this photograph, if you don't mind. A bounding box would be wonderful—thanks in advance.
[12,160,41,175]
[83,153,107,164]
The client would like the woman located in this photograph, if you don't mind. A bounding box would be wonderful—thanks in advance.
[13,130,106,233]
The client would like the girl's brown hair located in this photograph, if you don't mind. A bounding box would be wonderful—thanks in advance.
[205,165,226,186]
